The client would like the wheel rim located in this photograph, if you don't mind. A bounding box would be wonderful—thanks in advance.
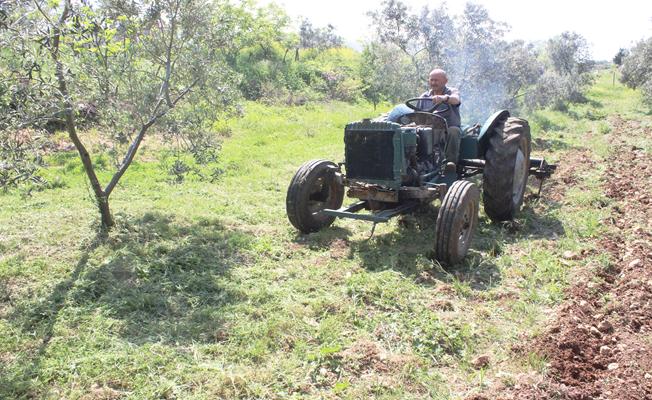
[307,174,334,216]
[512,147,527,205]
[457,200,476,255]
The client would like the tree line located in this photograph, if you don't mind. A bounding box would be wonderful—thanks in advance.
[0,0,601,228]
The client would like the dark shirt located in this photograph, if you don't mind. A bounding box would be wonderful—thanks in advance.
[417,86,461,127]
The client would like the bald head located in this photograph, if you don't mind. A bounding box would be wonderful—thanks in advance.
[429,68,448,80]
[428,68,448,94]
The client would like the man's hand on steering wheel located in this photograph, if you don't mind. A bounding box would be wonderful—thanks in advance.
[431,94,449,105]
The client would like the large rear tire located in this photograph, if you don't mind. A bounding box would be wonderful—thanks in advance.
[483,117,531,222]
[286,159,344,233]
[434,180,480,265]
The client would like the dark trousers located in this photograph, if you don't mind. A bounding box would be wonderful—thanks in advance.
[446,126,462,164]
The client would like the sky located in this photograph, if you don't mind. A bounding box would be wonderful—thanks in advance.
[258,0,652,61]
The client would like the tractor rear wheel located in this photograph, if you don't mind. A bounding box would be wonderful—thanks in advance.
[286,159,344,233]
[434,180,480,265]
[483,117,531,222]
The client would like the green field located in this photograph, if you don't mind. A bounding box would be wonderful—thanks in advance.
[1,71,651,399]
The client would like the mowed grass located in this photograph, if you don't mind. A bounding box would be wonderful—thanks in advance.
[1,71,650,399]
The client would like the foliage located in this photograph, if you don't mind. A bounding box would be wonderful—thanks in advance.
[298,19,343,51]
[224,4,352,105]
[0,130,47,190]
[613,48,628,66]
[0,0,241,227]
[545,31,593,76]
[525,32,595,110]
[366,1,541,121]
[364,1,596,120]
[359,41,416,105]
[620,37,652,106]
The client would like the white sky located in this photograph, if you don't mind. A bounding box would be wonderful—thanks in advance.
[258,0,652,60]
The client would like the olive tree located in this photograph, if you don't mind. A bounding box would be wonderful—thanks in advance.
[620,37,652,106]
[359,41,416,105]
[526,31,595,110]
[365,1,541,121]
[0,0,240,228]
[613,48,628,66]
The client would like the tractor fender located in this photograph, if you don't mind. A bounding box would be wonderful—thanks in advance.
[477,109,510,158]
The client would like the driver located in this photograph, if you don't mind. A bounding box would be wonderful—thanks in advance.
[418,68,462,165]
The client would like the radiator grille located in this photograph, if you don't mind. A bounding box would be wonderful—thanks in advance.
[344,129,395,181]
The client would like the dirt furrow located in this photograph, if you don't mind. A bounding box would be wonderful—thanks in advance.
[485,127,652,400]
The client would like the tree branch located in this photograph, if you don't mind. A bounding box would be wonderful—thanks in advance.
[104,76,199,196]
[33,0,54,27]
[160,0,180,108]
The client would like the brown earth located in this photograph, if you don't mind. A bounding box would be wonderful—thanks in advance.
[480,122,652,400]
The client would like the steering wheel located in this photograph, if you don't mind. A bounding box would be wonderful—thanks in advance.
[405,97,450,113]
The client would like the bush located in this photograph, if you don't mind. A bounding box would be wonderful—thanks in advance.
[620,37,652,106]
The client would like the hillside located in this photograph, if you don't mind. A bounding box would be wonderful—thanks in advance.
[1,71,651,399]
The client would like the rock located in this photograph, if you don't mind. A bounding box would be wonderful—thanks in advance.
[496,371,513,379]
[599,346,612,356]
[560,259,573,267]
[590,326,602,337]
[472,355,490,369]
[598,320,614,333]
[563,251,579,260]
[579,300,591,313]
[616,344,626,352]
[645,373,652,379]
[628,259,642,268]
[608,363,619,370]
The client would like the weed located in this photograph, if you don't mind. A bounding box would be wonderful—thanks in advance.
[527,352,549,374]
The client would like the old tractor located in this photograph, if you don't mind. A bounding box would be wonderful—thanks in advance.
[286,99,556,264]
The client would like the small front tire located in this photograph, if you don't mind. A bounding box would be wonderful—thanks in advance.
[434,180,480,265]
[286,159,344,233]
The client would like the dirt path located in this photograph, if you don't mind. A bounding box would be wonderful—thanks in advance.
[478,121,652,400]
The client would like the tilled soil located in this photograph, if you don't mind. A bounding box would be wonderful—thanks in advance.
[489,130,652,400]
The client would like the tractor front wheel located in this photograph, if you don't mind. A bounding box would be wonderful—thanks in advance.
[286,159,344,233]
[483,117,531,222]
[434,180,480,265]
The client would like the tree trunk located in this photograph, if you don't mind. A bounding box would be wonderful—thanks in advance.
[50,0,115,230]
[97,195,114,229]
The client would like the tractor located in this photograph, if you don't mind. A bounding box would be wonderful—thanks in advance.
[285,99,556,265]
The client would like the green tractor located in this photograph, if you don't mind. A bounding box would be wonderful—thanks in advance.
[286,99,556,265]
